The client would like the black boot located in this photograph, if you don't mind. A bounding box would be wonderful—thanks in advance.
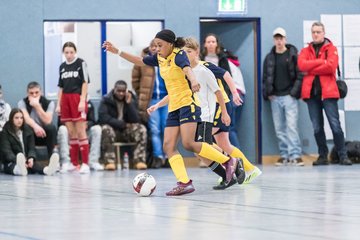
[151,157,163,169]
[313,156,329,166]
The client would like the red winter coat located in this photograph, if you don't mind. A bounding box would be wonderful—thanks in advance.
[298,38,340,100]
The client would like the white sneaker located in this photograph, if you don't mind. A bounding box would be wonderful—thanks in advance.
[60,163,78,173]
[244,166,262,184]
[90,162,104,171]
[44,153,60,176]
[14,153,28,176]
[79,163,90,174]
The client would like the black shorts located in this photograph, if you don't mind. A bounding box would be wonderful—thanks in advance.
[195,121,213,144]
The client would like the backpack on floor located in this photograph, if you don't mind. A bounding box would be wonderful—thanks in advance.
[330,141,360,164]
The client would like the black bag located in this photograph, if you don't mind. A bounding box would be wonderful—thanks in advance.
[325,50,347,99]
[330,141,360,164]
[336,66,347,99]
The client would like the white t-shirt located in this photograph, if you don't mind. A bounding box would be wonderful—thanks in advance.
[192,63,220,122]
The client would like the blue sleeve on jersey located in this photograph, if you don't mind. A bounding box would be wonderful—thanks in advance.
[205,62,226,78]
[143,54,159,66]
[174,50,190,68]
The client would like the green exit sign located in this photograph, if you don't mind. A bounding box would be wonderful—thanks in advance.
[218,0,247,14]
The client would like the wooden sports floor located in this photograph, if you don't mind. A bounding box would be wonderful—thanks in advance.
[0,164,359,240]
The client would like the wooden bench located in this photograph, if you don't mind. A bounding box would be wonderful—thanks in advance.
[113,142,136,169]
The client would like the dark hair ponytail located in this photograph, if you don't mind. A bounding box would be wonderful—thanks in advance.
[174,37,185,48]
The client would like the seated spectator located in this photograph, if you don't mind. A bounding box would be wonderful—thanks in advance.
[0,108,58,176]
[132,40,168,168]
[57,100,103,172]
[0,84,11,132]
[99,80,147,170]
[18,81,57,158]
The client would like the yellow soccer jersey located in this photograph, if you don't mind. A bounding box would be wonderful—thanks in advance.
[143,48,199,112]
[199,61,230,103]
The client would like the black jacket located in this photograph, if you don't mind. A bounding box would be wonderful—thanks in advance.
[262,44,303,100]
[0,122,36,163]
[98,90,140,130]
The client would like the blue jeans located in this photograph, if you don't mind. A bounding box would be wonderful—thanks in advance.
[229,94,245,149]
[57,125,101,165]
[148,98,167,159]
[270,95,302,160]
[306,98,347,159]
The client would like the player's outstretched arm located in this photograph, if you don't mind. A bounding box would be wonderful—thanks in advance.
[102,41,145,66]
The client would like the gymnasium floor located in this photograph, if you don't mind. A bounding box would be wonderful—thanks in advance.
[0,165,359,240]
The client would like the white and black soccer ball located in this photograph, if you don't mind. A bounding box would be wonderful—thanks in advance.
[132,173,156,196]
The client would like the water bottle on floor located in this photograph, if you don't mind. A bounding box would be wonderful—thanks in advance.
[123,152,129,170]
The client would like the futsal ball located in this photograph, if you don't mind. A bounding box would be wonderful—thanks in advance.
[132,173,156,196]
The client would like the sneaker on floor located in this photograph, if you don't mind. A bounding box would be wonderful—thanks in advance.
[14,153,28,176]
[213,175,237,190]
[292,158,305,166]
[224,157,236,182]
[135,162,147,170]
[79,163,90,174]
[166,180,195,196]
[275,157,287,166]
[313,156,329,166]
[244,166,262,184]
[44,152,60,176]
[90,162,104,171]
[235,158,246,184]
[60,163,78,173]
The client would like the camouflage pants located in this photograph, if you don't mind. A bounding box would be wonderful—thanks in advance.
[101,124,147,164]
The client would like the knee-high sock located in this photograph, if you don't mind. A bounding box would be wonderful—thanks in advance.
[169,154,189,184]
[211,143,223,153]
[208,162,226,180]
[69,138,79,166]
[79,138,89,164]
[198,143,229,164]
[230,147,254,171]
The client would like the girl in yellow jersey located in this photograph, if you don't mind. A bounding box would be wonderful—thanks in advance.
[103,29,237,196]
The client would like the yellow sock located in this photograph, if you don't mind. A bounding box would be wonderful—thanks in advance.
[169,154,190,183]
[230,147,255,171]
[198,143,229,164]
[211,143,222,152]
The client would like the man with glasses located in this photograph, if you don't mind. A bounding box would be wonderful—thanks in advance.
[298,22,351,165]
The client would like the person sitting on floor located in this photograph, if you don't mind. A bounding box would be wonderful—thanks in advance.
[0,108,59,176]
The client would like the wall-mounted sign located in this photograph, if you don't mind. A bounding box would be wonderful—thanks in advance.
[218,0,247,14]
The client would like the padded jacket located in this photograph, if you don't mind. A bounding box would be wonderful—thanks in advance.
[0,122,36,163]
[262,44,303,100]
[298,38,339,100]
